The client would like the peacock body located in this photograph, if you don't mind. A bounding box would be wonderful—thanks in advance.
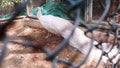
[37,1,120,64]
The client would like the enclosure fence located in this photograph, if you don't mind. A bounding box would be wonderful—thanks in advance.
[0,0,120,68]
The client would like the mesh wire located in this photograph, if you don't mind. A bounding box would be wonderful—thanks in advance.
[0,0,120,68]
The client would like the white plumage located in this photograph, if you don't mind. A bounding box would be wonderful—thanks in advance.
[37,7,120,64]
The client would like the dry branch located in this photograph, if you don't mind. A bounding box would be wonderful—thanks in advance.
[0,15,37,22]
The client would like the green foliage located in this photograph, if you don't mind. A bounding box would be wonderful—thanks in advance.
[0,8,39,18]
[0,14,12,18]
[0,10,26,18]
[0,0,24,15]
[41,1,71,20]
[30,8,38,15]
[0,0,23,7]
[0,0,83,23]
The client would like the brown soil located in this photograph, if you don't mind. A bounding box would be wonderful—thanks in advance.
[0,18,105,68]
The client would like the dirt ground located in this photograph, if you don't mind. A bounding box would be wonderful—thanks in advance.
[0,0,120,67]
[0,18,107,68]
